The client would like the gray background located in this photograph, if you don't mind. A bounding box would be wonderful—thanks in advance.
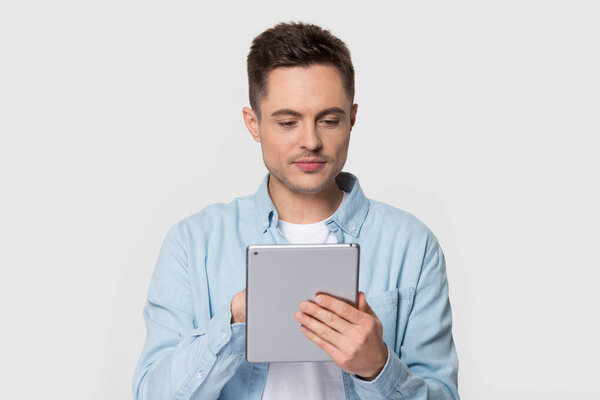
[1,1,598,399]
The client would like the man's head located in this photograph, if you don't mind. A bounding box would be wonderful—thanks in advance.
[243,22,358,196]
[247,22,355,121]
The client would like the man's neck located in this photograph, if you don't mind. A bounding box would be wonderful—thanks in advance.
[268,176,344,224]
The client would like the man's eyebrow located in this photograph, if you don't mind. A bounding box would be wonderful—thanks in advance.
[315,107,346,120]
[270,109,302,117]
[270,107,346,119]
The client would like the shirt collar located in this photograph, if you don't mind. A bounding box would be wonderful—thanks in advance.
[254,171,370,237]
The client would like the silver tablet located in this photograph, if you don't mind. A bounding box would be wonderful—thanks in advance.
[246,243,360,363]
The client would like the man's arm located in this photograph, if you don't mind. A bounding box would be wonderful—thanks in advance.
[132,224,245,400]
[353,244,459,399]
[297,241,459,399]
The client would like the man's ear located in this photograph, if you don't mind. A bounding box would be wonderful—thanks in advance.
[243,107,261,142]
[350,103,358,129]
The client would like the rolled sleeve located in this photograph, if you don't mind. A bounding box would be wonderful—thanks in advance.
[352,346,410,398]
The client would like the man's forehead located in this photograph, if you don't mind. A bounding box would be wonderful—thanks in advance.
[260,65,350,114]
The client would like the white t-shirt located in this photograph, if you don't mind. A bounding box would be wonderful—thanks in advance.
[261,191,348,400]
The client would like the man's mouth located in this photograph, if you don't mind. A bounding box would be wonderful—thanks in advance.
[293,159,326,172]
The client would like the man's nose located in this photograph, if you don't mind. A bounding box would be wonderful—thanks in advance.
[298,123,322,151]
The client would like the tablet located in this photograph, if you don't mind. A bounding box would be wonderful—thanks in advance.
[246,243,360,363]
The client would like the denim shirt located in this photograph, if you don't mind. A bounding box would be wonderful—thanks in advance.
[133,172,459,400]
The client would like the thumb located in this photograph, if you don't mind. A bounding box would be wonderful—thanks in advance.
[357,291,375,316]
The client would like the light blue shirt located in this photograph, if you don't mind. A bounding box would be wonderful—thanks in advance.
[133,172,459,400]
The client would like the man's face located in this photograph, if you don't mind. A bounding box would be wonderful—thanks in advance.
[244,64,357,195]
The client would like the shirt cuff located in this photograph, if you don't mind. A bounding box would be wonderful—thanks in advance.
[351,345,409,398]
[207,301,246,355]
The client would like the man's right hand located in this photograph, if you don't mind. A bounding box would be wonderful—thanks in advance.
[230,289,246,324]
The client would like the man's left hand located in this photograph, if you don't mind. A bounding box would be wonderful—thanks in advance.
[295,291,388,381]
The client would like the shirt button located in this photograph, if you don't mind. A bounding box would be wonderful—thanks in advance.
[350,226,356,232]
[196,371,203,379]
[221,331,228,338]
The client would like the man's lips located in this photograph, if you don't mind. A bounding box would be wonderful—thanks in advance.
[293,160,326,172]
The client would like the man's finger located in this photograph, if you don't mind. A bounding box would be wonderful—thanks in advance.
[300,325,345,362]
[295,311,349,349]
[299,301,353,334]
[357,291,376,317]
[314,294,363,324]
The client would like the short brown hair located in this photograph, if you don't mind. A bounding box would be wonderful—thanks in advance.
[247,22,355,119]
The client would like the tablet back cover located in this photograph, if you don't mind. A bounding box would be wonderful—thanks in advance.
[246,244,359,363]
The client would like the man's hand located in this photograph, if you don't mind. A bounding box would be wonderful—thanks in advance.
[230,289,246,324]
[295,291,388,380]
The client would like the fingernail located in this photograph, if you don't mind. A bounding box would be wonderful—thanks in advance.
[315,296,323,304]
[301,302,309,311]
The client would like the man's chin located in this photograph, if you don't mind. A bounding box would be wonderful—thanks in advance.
[284,180,328,195]
[289,185,327,195]
[270,172,332,196]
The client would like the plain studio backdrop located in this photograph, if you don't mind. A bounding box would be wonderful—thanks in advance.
[1,1,598,399]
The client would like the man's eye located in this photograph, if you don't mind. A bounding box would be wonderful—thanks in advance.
[278,121,297,128]
[321,119,340,127]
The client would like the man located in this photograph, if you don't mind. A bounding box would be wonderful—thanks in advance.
[133,22,459,400]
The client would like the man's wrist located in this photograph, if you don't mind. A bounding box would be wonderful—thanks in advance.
[230,290,246,324]
[356,343,388,381]
[230,312,244,324]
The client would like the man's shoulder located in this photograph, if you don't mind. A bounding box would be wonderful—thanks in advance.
[186,193,256,223]
[167,193,258,237]
[365,198,436,239]
[363,199,443,265]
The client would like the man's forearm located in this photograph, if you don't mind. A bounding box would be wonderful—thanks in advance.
[134,310,246,400]
[352,346,458,400]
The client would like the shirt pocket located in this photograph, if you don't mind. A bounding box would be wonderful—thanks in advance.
[367,287,415,349]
